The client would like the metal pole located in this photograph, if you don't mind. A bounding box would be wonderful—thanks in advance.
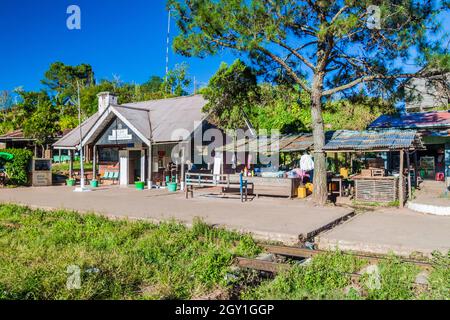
[79,81,84,188]
[74,80,90,192]
[165,10,171,76]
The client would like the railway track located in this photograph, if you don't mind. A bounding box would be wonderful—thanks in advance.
[236,244,434,274]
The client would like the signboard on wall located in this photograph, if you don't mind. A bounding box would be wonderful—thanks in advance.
[108,129,132,141]
[96,118,143,146]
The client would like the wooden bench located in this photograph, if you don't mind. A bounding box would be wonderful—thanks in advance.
[223,175,302,199]
[185,172,253,202]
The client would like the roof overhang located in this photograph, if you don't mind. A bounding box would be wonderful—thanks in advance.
[79,106,151,148]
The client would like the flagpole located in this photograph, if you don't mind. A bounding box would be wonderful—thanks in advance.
[165,9,171,76]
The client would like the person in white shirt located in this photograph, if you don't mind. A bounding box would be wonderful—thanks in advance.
[300,152,314,183]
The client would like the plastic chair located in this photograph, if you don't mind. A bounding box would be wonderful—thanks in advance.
[436,172,445,182]
[100,172,112,184]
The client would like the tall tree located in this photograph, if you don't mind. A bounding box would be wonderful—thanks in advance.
[23,100,60,148]
[203,59,259,129]
[162,62,192,96]
[141,76,164,93]
[168,0,450,205]
[41,62,95,106]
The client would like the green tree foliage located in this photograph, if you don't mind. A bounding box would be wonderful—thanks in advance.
[23,100,61,147]
[41,62,95,106]
[202,60,259,129]
[2,148,33,186]
[162,62,191,96]
[168,0,450,205]
[0,62,185,135]
[253,84,311,133]
[141,76,164,93]
[203,61,396,133]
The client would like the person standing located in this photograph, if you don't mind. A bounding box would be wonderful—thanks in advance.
[300,152,315,183]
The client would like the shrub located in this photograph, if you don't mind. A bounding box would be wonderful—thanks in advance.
[2,148,33,186]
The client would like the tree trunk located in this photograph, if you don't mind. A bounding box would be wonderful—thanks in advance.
[311,73,328,206]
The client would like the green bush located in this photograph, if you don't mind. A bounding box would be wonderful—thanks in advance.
[2,149,33,186]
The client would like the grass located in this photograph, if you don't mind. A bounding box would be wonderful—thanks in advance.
[0,204,448,300]
[352,200,399,208]
[242,252,450,300]
[0,204,260,300]
[52,161,93,175]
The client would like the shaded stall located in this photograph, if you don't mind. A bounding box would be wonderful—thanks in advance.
[323,130,425,207]
[216,133,315,198]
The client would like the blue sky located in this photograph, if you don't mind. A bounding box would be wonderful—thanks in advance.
[0,1,448,95]
[0,0,236,93]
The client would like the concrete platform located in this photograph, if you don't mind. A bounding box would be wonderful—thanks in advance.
[407,180,450,216]
[0,186,354,245]
[316,208,450,257]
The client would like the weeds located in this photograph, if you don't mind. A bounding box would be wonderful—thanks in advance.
[0,204,448,300]
[242,251,449,300]
[0,205,260,300]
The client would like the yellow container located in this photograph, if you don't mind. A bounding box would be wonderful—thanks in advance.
[305,183,313,194]
[340,168,349,179]
[297,186,307,199]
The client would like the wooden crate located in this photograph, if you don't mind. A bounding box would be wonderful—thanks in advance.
[355,178,398,203]
[371,169,385,177]
[361,169,373,177]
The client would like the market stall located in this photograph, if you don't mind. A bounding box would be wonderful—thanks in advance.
[323,130,425,207]
[216,134,315,198]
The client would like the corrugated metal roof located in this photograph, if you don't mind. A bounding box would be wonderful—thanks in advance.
[53,95,208,148]
[369,110,450,129]
[323,130,424,151]
[216,133,314,153]
[279,134,314,152]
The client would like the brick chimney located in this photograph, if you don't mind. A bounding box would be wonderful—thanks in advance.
[97,92,118,114]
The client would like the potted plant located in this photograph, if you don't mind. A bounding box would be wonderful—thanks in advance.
[135,181,145,190]
[66,178,76,186]
[167,182,177,192]
[90,179,99,188]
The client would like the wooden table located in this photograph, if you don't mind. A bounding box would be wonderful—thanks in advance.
[228,176,302,199]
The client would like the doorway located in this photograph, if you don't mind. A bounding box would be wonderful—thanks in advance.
[129,150,142,183]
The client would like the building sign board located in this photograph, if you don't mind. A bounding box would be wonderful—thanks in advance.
[108,129,132,141]
[96,118,143,146]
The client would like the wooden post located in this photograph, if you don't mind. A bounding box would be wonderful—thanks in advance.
[406,150,412,200]
[350,153,354,174]
[399,150,404,208]
[93,145,97,180]
[147,144,153,188]
[69,150,73,178]
[414,151,418,186]
[58,149,62,163]
[334,152,338,173]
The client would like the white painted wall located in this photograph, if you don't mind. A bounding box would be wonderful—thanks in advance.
[140,150,146,182]
[119,150,129,186]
